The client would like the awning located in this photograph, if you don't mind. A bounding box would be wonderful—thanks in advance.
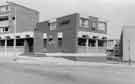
[77,31,108,39]
[0,31,34,39]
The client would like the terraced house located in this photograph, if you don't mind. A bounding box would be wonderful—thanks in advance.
[0,2,39,55]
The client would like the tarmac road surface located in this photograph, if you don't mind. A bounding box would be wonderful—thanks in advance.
[0,61,135,84]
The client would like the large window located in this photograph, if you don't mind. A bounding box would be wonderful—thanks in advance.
[7,39,13,46]
[0,16,8,21]
[50,22,56,31]
[98,40,104,47]
[80,18,89,28]
[0,6,8,13]
[0,27,9,33]
[98,23,105,31]
[89,39,96,47]
[16,39,24,46]
[78,38,86,46]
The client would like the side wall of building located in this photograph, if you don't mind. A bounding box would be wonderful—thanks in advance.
[120,31,123,60]
[56,13,79,53]
[34,13,80,53]
[9,2,39,33]
[122,27,135,61]
[34,21,49,53]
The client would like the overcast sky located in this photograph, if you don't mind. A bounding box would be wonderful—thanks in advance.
[1,0,135,38]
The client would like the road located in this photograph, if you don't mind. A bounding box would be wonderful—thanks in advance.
[0,59,135,84]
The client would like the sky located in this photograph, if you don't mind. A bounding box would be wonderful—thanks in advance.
[1,0,135,38]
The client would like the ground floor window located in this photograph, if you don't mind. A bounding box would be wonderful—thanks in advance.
[78,38,86,46]
[58,38,62,47]
[98,40,105,47]
[0,40,5,46]
[7,39,13,46]
[0,39,25,47]
[89,39,96,47]
[16,39,24,46]
[44,39,47,48]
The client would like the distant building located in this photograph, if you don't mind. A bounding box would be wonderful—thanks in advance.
[106,38,121,61]
[33,13,108,54]
[0,2,39,55]
[120,26,135,62]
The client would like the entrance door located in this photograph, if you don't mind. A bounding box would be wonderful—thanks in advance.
[24,38,33,53]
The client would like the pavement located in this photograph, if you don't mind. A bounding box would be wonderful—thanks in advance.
[0,55,134,68]
[0,56,135,84]
[0,55,135,84]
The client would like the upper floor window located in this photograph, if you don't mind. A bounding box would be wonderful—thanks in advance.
[50,22,56,31]
[91,22,97,31]
[0,6,9,13]
[0,26,9,33]
[0,16,8,21]
[97,22,106,32]
[59,20,70,26]
[80,18,89,28]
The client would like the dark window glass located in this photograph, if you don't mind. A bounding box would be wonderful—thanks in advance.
[89,39,96,47]
[5,27,8,32]
[78,38,86,46]
[0,16,8,21]
[44,39,47,48]
[7,39,13,46]
[98,40,104,47]
[16,39,24,46]
[0,40,5,46]
[58,38,62,47]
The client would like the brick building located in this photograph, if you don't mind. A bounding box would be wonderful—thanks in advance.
[0,2,39,55]
[34,13,108,54]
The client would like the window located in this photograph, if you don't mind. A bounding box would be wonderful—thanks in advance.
[0,6,7,12]
[98,40,104,47]
[5,27,8,32]
[58,32,63,38]
[80,18,88,28]
[59,20,70,26]
[0,40,5,46]
[44,39,47,48]
[91,22,97,31]
[0,27,9,33]
[16,39,24,46]
[78,38,86,46]
[89,39,96,47]
[7,39,13,46]
[0,16,8,21]
[58,38,62,47]
[50,22,56,31]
